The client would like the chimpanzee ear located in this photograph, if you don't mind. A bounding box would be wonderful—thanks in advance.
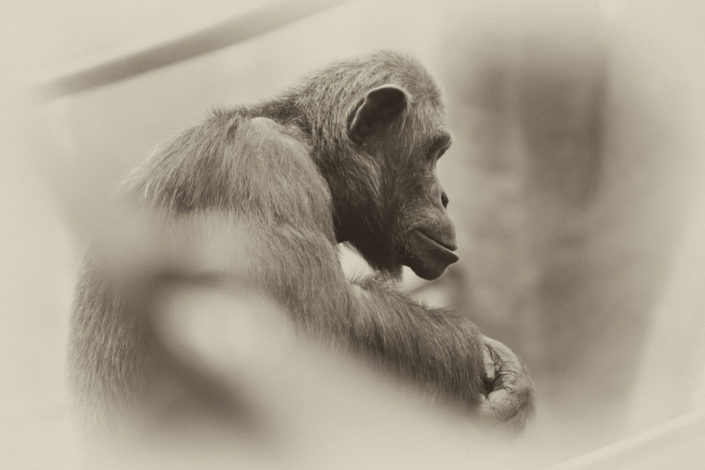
[348,84,408,145]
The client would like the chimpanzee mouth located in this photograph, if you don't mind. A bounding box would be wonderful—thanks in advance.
[404,229,459,280]
[414,229,458,255]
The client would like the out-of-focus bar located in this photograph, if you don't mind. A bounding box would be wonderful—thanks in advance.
[37,0,349,99]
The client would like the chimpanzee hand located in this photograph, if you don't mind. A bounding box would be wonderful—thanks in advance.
[477,336,535,431]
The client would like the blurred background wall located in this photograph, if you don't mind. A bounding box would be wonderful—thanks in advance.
[2,0,705,467]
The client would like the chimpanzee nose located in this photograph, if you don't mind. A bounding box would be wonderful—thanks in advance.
[441,191,449,209]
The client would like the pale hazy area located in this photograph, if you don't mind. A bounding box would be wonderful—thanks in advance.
[2,0,705,468]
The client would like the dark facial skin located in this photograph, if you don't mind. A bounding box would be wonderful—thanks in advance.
[396,128,458,280]
[341,84,459,281]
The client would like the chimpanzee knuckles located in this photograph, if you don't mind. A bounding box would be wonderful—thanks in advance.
[348,84,409,144]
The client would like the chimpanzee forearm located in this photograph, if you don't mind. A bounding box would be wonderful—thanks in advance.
[346,276,486,408]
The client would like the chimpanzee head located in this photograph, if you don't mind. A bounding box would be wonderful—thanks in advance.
[299,51,458,280]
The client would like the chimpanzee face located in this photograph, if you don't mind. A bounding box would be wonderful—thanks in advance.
[347,85,458,280]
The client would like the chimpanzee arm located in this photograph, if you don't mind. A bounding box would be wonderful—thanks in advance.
[346,275,534,428]
[249,221,531,427]
[348,276,485,405]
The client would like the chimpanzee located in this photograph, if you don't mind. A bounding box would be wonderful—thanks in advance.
[70,51,534,430]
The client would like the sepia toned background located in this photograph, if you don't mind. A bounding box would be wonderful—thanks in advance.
[2,0,705,468]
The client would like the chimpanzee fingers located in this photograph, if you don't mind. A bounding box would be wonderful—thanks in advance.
[478,336,535,430]
[482,337,532,390]
[481,342,497,384]
[477,390,513,421]
[477,386,534,432]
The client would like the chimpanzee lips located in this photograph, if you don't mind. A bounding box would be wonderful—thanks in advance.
[416,229,458,253]
[404,229,459,280]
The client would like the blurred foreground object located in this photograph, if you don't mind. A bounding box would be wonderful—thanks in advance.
[92,279,529,470]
